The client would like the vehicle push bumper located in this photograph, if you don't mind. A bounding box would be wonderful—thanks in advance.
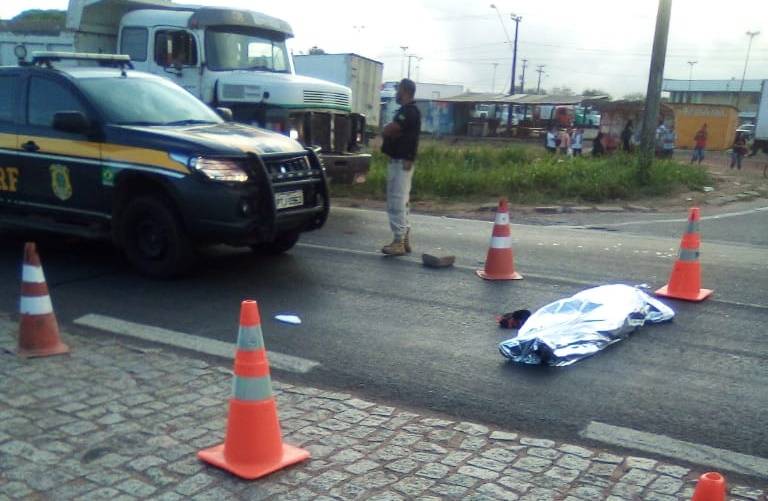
[319,152,371,184]
[182,151,329,245]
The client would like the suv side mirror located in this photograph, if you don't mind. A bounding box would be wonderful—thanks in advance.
[215,107,233,121]
[53,111,91,134]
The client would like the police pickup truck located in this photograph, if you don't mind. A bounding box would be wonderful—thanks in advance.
[0,52,329,276]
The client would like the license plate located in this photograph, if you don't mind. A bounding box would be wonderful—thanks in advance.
[275,190,304,210]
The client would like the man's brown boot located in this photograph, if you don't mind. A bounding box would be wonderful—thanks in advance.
[403,228,412,253]
[381,238,407,256]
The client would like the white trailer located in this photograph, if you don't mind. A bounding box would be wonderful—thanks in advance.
[294,53,383,129]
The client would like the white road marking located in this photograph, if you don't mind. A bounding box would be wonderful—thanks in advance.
[580,421,768,479]
[298,242,768,311]
[333,204,768,229]
[566,206,768,229]
[74,313,320,374]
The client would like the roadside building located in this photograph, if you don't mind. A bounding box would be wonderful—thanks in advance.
[669,104,739,150]
[663,78,765,124]
[594,101,675,152]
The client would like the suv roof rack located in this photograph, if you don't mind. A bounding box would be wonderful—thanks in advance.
[30,51,134,70]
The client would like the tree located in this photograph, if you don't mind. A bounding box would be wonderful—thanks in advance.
[1,10,66,34]
[582,88,612,100]
[623,92,646,101]
[549,86,575,96]
[308,46,326,55]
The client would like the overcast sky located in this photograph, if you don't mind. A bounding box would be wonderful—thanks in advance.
[3,0,767,97]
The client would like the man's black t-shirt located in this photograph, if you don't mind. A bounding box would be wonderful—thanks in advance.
[382,103,421,161]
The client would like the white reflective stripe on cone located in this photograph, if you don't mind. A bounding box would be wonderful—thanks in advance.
[490,236,513,248]
[22,265,46,283]
[495,213,510,225]
[20,295,53,315]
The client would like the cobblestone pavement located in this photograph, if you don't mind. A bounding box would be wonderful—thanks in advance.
[1,320,766,501]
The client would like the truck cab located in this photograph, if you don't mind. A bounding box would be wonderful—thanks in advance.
[4,0,370,183]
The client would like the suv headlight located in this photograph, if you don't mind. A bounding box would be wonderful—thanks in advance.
[190,157,249,182]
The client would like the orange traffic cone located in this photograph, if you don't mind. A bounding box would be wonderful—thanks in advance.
[656,207,713,301]
[17,243,69,358]
[198,300,310,479]
[477,198,523,280]
[691,472,726,501]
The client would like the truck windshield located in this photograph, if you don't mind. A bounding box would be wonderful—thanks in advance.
[205,27,290,72]
[78,76,222,126]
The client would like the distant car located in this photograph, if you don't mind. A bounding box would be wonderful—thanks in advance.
[736,123,756,140]
[574,109,600,127]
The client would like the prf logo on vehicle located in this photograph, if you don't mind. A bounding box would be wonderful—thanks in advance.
[50,164,72,201]
[0,166,19,192]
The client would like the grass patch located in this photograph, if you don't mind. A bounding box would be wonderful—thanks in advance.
[332,141,711,204]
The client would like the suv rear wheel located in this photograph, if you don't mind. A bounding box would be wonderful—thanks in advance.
[119,196,194,277]
[250,231,300,255]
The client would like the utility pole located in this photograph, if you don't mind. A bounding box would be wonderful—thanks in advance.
[406,54,418,79]
[736,30,760,110]
[686,60,697,96]
[535,65,545,94]
[491,62,499,93]
[519,58,528,93]
[509,15,522,95]
[399,46,408,79]
[638,0,672,182]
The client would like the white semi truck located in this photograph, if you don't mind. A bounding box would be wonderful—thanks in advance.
[0,0,370,183]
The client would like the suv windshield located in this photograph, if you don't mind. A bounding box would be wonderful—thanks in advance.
[78,76,221,126]
[205,26,289,72]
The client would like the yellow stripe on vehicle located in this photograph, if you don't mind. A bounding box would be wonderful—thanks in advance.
[0,133,18,150]
[102,143,189,174]
[30,136,101,161]
[15,135,189,175]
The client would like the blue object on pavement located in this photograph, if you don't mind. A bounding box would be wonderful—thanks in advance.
[275,314,302,325]
[499,284,674,366]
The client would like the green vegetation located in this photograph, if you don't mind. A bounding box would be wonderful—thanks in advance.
[333,141,711,204]
[0,10,66,33]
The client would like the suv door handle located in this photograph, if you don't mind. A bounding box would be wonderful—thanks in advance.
[21,141,40,152]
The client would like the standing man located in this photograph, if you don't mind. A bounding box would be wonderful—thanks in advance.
[691,123,708,164]
[621,120,634,153]
[545,126,558,153]
[662,124,676,158]
[381,78,421,256]
[571,128,584,156]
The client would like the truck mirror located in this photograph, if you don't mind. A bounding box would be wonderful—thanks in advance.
[53,111,91,134]
[215,107,233,121]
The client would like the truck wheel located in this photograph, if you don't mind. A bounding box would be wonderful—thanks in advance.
[250,232,300,255]
[119,196,194,277]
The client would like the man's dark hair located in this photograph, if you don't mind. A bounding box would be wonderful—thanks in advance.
[399,78,416,97]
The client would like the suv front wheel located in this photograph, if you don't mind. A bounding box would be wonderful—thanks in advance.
[118,196,194,277]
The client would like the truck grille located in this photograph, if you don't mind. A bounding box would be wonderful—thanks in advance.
[303,90,350,108]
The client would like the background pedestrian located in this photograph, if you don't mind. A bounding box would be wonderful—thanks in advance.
[691,123,708,164]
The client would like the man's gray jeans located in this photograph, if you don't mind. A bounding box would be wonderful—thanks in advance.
[386,159,414,239]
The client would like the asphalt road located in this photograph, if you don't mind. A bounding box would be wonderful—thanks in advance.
[1,204,766,469]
